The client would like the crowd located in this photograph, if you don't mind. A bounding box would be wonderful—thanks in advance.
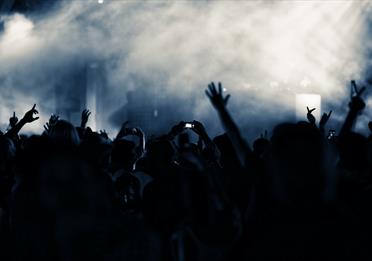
[0,81,371,260]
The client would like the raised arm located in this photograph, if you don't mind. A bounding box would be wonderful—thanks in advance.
[43,114,59,134]
[205,82,251,165]
[133,127,146,158]
[6,104,39,138]
[319,110,332,134]
[80,109,91,129]
[8,112,18,130]
[339,81,366,137]
[190,120,221,161]
[116,122,146,158]
[306,107,316,126]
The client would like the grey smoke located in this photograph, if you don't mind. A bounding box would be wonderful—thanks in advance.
[0,0,371,139]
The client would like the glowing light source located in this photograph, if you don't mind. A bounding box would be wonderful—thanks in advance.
[98,0,104,4]
[296,94,321,121]
[0,14,40,58]
[2,14,34,43]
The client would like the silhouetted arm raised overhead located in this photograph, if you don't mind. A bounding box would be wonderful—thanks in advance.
[43,114,59,134]
[134,127,146,158]
[205,82,251,166]
[80,109,91,129]
[9,112,18,129]
[190,120,221,162]
[116,122,146,157]
[339,80,366,137]
[319,110,332,134]
[306,106,317,126]
[6,104,39,138]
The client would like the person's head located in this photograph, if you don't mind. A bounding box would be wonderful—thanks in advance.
[145,136,176,171]
[48,120,80,147]
[213,133,240,168]
[80,131,112,171]
[253,137,270,158]
[269,122,324,203]
[111,139,137,172]
[271,122,323,164]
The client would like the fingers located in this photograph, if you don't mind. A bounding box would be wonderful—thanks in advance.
[351,80,366,97]
[351,80,357,94]
[350,85,353,99]
[357,86,366,97]
[205,90,212,99]
[13,112,15,117]
[82,109,91,116]
[206,81,230,108]
[307,107,316,113]
[327,110,332,118]
[208,82,217,96]
[44,122,50,131]
[224,94,230,104]
[30,104,38,113]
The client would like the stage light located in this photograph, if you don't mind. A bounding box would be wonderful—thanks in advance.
[2,14,33,43]
[98,0,104,4]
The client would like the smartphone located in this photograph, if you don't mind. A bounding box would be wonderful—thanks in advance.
[185,123,194,128]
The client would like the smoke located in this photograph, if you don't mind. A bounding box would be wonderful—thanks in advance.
[0,0,371,138]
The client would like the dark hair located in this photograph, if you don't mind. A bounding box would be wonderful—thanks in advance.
[48,120,80,146]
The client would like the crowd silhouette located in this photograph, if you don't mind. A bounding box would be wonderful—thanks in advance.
[0,80,371,260]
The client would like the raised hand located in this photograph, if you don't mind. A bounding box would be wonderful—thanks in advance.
[349,80,366,112]
[99,129,109,139]
[306,107,316,125]
[81,109,91,128]
[191,120,208,138]
[133,127,145,137]
[134,127,146,157]
[319,110,332,129]
[205,82,230,111]
[204,81,252,165]
[116,121,131,139]
[168,121,186,139]
[23,104,39,123]
[122,128,137,136]
[9,112,18,128]
[6,104,39,138]
[340,80,368,137]
[44,114,59,133]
